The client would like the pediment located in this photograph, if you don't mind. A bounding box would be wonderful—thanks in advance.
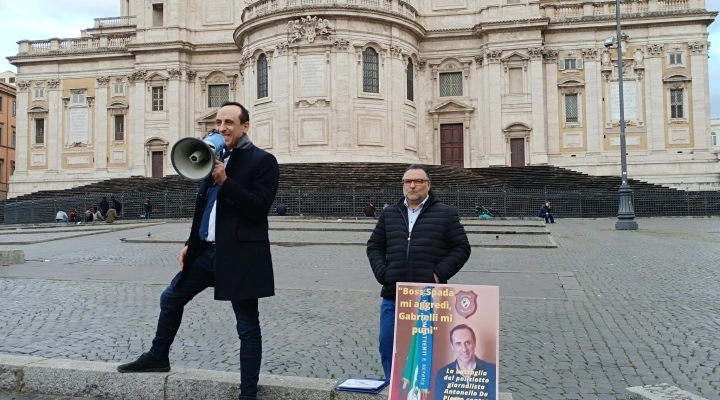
[107,100,129,109]
[196,109,219,123]
[558,78,585,87]
[428,100,474,114]
[501,51,530,62]
[663,73,691,82]
[145,71,168,81]
[27,105,49,113]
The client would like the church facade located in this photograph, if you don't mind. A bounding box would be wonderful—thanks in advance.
[8,0,718,197]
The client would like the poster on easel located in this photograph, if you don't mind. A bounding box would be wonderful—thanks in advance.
[388,283,499,400]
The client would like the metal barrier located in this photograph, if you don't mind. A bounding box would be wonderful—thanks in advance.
[4,188,720,224]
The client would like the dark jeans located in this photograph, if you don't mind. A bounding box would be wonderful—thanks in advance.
[149,246,262,400]
[378,298,396,380]
[542,213,555,223]
[145,211,151,219]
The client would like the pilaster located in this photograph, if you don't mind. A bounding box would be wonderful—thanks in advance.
[95,77,109,170]
[646,46,665,152]
[487,51,504,165]
[544,50,560,155]
[584,51,602,154]
[529,55,547,164]
[48,81,61,172]
[689,41,709,149]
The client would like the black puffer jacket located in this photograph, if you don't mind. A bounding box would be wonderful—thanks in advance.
[367,191,471,300]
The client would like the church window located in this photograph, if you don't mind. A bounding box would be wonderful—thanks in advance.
[152,87,164,111]
[209,84,230,107]
[363,48,379,93]
[114,115,125,141]
[34,118,45,144]
[406,58,414,101]
[33,87,45,100]
[565,94,578,123]
[669,53,682,66]
[712,132,717,146]
[152,3,164,27]
[71,92,86,105]
[439,72,462,97]
[257,54,268,99]
[670,89,683,119]
[113,83,125,96]
[9,77,15,83]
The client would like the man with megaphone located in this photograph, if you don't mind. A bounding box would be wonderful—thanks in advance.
[118,101,280,400]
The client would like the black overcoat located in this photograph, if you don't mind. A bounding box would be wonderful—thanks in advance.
[180,144,279,301]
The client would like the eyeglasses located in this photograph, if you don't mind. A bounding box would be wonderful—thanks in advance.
[402,179,429,185]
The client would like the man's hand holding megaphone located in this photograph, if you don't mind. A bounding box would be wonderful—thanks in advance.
[211,159,228,185]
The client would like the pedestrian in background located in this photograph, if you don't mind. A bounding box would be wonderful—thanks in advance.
[144,198,153,220]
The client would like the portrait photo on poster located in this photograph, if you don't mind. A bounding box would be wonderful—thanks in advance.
[388,283,499,400]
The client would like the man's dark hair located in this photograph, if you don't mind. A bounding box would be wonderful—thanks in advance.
[449,324,476,344]
[405,164,431,181]
[220,101,250,124]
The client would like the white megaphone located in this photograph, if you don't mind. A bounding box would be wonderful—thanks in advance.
[171,130,226,181]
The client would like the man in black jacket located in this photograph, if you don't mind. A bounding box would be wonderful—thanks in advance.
[117,102,279,400]
[367,164,471,380]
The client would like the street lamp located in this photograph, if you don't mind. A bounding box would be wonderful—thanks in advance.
[607,0,638,230]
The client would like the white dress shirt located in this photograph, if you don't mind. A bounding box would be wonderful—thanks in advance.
[404,196,429,233]
[205,153,231,242]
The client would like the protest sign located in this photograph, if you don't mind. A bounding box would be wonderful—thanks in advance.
[388,283,499,400]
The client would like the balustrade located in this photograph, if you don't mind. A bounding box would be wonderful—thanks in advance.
[243,0,418,22]
[547,0,688,19]
[94,16,137,28]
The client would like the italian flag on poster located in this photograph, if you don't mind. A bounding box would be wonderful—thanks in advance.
[400,286,434,400]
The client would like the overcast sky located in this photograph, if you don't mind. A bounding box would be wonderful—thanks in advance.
[0,0,718,117]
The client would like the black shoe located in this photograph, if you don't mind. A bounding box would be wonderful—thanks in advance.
[117,352,170,373]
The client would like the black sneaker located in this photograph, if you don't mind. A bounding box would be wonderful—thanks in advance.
[117,352,170,373]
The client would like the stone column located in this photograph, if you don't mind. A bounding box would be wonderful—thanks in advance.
[689,41,710,149]
[645,44,665,152]
[129,72,147,175]
[390,46,405,158]
[167,68,182,176]
[529,49,548,164]
[486,50,504,165]
[544,50,560,156]
[584,48,602,154]
[95,77,109,170]
[46,80,61,172]
[13,83,30,175]
[332,39,351,158]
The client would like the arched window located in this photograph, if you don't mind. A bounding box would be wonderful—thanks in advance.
[406,58,414,101]
[363,48,379,93]
[257,54,268,99]
[712,131,718,146]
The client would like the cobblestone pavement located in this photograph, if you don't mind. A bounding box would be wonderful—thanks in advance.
[0,394,96,400]
[1,219,719,399]
[124,226,556,248]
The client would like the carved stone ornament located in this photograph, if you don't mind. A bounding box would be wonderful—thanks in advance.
[486,50,503,63]
[127,70,147,83]
[582,48,598,61]
[96,76,110,86]
[474,54,484,68]
[167,69,182,80]
[389,45,403,58]
[528,47,544,59]
[47,79,60,89]
[334,38,349,51]
[287,16,334,44]
[35,81,45,87]
[295,99,331,108]
[542,49,559,63]
[17,81,30,91]
[187,70,197,80]
[276,41,290,54]
[240,53,252,69]
[646,44,663,57]
[417,59,427,70]
[688,41,706,54]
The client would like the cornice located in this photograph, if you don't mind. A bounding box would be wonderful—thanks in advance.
[544,10,717,31]
[9,49,134,63]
